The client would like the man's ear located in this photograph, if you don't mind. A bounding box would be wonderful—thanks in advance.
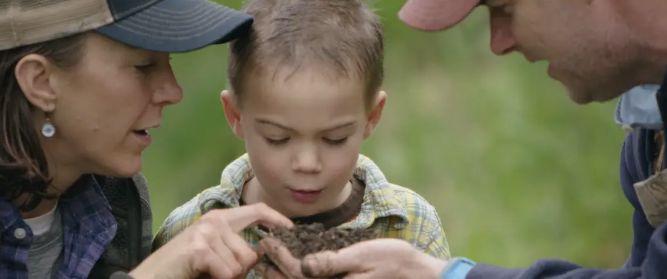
[15,54,57,112]
[220,90,244,139]
[364,90,387,139]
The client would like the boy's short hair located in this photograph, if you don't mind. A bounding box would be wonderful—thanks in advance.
[228,0,384,107]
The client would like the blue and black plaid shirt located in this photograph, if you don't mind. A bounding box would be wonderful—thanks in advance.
[0,175,117,278]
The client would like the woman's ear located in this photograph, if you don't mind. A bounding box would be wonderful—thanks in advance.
[220,90,244,139]
[15,54,57,112]
[364,90,387,139]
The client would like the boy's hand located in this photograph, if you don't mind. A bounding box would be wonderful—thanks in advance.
[256,237,308,279]
[129,203,293,279]
[261,238,448,279]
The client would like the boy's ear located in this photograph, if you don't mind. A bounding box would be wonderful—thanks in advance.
[220,90,244,139]
[15,54,58,113]
[364,90,387,139]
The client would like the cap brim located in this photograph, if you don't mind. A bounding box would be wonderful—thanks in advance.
[96,0,252,52]
[399,0,480,31]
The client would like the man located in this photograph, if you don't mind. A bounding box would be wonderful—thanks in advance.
[260,0,667,278]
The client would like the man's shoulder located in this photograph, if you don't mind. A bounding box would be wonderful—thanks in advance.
[622,128,655,179]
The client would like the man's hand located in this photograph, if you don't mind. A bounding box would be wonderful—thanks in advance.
[130,203,293,279]
[301,239,447,278]
[259,238,448,279]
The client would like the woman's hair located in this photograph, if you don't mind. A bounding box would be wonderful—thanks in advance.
[0,33,86,211]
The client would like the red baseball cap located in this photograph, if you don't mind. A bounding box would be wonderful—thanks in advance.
[399,0,481,31]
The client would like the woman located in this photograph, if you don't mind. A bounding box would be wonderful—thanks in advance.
[0,0,291,278]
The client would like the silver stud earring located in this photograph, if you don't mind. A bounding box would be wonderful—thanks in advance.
[41,116,56,138]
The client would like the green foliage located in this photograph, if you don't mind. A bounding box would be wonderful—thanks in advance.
[145,0,630,269]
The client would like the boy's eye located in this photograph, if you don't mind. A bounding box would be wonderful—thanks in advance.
[266,137,289,145]
[324,137,348,145]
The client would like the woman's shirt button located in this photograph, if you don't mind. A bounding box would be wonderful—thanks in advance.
[13,227,27,239]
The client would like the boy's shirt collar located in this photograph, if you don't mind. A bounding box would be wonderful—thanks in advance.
[197,154,409,228]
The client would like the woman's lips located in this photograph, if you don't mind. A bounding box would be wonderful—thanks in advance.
[132,130,152,147]
[289,188,322,204]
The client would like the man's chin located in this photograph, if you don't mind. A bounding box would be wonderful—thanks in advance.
[564,82,622,105]
[563,84,594,104]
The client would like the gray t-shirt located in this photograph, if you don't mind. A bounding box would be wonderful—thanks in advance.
[26,207,63,279]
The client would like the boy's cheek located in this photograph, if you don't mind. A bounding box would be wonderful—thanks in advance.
[325,147,360,172]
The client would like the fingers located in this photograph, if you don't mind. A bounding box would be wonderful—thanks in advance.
[302,239,442,279]
[208,216,262,277]
[185,222,243,279]
[301,243,366,278]
[210,203,293,232]
[255,262,289,279]
[134,204,290,279]
[200,204,292,278]
[260,237,305,278]
[344,273,373,279]
[183,236,234,279]
[221,228,260,273]
[182,216,259,279]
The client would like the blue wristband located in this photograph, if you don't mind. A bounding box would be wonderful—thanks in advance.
[440,257,476,279]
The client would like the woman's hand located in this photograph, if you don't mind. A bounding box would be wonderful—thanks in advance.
[130,203,293,279]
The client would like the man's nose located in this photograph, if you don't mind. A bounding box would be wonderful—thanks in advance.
[489,8,517,55]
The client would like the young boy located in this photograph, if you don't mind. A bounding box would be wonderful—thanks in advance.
[154,0,449,276]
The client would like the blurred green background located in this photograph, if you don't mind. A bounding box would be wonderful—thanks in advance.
[144,1,630,269]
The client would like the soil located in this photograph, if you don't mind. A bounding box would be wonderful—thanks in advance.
[267,223,377,259]
[259,223,377,278]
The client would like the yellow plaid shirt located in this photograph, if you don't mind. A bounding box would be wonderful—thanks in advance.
[154,154,450,277]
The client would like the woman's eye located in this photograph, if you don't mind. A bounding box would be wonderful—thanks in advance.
[266,137,289,145]
[324,137,348,145]
[134,63,155,72]
[134,59,157,74]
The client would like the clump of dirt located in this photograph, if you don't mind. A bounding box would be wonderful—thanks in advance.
[268,223,377,259]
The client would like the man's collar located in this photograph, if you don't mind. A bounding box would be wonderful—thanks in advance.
[615,85,662,130]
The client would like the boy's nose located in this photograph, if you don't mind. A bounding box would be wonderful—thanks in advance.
[292,147,322,174]
[489,8,517,55]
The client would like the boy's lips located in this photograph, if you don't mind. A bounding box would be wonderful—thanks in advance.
[288,188,322,204]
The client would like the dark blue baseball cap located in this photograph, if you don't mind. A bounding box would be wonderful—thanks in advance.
[0,0,252,52]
